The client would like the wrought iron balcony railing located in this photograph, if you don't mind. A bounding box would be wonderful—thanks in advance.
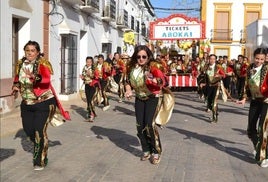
[210,29,233,42]
[116,9,129,29]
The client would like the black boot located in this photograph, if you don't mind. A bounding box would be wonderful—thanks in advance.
[212,111,218,123]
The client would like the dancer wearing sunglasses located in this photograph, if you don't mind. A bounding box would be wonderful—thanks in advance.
[124,45,167,165]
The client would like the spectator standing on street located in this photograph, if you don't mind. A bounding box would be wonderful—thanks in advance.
[237,47,268,168]
[11,40,70,170]
[124,45,167,165]
[80,56,100,122]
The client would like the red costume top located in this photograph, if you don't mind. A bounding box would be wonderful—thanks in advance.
[226,65,234,76]
[146,63,167,94]
[127,61,166,100]
[204,64,226,85]
[191,62,199,77]
[244,63,268,98]
[112,58,127,76]
[261,69,268,97]
[96,61,112,80]
[13,57,70,120]
[81,65,100,87]
[234,62,248,77]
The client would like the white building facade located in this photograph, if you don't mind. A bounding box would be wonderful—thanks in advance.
[201,0,268,60]
[0,0,155,113]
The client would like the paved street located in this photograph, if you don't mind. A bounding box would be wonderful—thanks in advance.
[1,91,268,182]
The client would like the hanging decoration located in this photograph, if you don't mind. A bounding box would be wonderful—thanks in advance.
[156,40,163,47]
[199,39,211,54]
[177,40,193,51]
[123,32,135,45]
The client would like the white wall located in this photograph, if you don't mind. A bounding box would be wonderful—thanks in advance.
[0,0,12,79]
[0,0,153,96]
[48,1,126,92]
[205,0,268,59]
[0,0,43,79]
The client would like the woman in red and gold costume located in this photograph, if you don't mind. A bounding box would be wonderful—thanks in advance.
[125,45,167,165]
[221,56,234,94]
[112,52,129,102]
[234,55,248,100]
[80,56,100,122]
[95,54,112,111]
[237,47,268,168]
[11,41,70,170]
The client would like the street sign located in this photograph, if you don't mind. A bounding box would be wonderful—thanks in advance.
[149,14,206,40]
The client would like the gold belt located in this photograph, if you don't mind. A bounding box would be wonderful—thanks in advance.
[137,94,157,101]
[23,95,54,105]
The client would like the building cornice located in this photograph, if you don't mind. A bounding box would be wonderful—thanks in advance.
[143,0,155,17]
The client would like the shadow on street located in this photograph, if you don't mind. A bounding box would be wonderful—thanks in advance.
[167,126,255,164]
[91,126,141,157]
[13,129,62,153]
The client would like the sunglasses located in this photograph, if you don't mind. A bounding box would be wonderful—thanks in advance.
[137,55,147,59]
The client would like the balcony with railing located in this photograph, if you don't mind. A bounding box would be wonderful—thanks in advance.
[62,0,83,6]
[210,29,233,43]
[116,9,129,29]
[80,0,99,14]
[101,0,116,22]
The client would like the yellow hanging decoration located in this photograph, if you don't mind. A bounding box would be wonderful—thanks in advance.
[123,32,135,45]
[177,40,193,51]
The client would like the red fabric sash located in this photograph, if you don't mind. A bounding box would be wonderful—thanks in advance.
[50,84,71,120]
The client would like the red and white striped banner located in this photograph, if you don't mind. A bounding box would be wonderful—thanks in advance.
[167,74,198,87]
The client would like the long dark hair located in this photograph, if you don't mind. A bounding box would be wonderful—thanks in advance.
[128,45,155,71]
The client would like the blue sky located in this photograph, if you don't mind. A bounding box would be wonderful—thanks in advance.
[150,0,200,19]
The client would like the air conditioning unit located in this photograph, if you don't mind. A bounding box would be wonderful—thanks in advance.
[116,15,124,25]
[84,0,92,6]
[80,0,99,13]
[103,5,110,17]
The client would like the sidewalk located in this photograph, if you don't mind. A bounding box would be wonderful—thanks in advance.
[0,96,81,138]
